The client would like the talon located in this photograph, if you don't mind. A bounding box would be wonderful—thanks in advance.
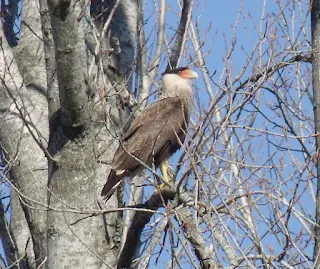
[157,183,166,191]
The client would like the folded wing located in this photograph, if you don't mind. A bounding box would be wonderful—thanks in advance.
[101,97,188,198]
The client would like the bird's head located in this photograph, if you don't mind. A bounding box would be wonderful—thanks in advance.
[162,66,198,89]
[161,67,198,99]
[162,66,198,81]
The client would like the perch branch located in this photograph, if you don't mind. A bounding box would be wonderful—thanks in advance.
[166,0,193,70]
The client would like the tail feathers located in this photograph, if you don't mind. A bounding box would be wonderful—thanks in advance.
[101,169,127,201]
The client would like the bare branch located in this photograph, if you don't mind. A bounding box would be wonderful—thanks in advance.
[47,0,90,131]
[138,0,166,104]
[117,187,175,269]
[39,0,60,118]
[174,207,215,269]
[166,0,193,70]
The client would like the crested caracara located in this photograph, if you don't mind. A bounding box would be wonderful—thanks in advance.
[101,67,198,200]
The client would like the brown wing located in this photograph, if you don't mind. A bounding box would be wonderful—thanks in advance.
[111,97,188,172]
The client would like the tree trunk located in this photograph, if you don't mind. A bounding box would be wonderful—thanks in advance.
[313,0,320,266]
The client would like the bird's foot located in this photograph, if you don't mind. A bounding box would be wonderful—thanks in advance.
[156,183,166,191]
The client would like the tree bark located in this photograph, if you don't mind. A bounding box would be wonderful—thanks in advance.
[312,0,320,266]
[45,1,117,268]
[0,4,49,264]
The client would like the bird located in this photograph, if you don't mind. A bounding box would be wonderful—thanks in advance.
[101,66,198,201]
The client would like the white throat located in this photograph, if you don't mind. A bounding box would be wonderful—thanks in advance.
[161,74,193,100]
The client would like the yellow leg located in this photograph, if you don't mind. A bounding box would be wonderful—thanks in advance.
[160,161,169,184]
[156,161,169,191]
[158,162,173,204]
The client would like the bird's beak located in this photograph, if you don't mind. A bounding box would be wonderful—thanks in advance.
[179,69,198,79]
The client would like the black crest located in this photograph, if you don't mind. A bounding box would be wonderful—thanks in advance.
[162,67,189,75]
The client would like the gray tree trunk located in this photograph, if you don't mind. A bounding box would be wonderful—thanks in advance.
[0,1,48,266]
[0,0,136,268]
[312,0,320,267]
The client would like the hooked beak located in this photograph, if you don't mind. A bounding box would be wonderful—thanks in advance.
[179,69,198,79]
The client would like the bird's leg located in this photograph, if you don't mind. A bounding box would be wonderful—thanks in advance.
[160,161,169,185]
[157,161,170,191]
[157,161,175,204]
